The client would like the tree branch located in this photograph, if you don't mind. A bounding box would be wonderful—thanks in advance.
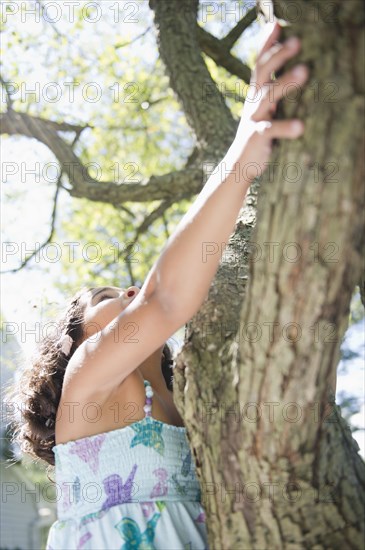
[149,0,236,156]
[221,6,257,50]
[0,110,88,136]
[197,26,252,83]
[1,109,206,203]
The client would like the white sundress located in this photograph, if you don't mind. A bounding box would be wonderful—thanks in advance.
[45,379,209,549]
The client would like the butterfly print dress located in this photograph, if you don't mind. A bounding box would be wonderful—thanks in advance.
[45,379,208,549]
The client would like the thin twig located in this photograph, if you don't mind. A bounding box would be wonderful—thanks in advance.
[1,171,63,274]
[0,74,14,110]
[36,0,64,38]
[115,26,152,49]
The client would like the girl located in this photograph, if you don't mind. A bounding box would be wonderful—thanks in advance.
[8,21,308,550]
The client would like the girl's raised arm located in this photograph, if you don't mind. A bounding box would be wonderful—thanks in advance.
[143,22,308,321]
[65,22,309,400]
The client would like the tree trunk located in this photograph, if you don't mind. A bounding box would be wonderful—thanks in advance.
[172,0,365,548]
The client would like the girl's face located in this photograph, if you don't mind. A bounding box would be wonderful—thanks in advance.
[81,286,140,338]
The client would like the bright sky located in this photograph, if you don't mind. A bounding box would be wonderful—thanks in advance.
[1,1,364,457]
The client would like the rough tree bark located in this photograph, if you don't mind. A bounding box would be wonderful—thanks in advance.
[148,0,365,548]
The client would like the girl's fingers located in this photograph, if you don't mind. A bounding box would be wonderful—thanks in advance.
[256,119,305,140]
[247,22,307,144]
[256,36,301,87]
[253,64,309,119]
[257,20,281,58]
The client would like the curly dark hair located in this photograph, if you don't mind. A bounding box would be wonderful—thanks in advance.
[5,287,174,470]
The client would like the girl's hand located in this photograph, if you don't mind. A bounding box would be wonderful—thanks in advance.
[230,21,309,183]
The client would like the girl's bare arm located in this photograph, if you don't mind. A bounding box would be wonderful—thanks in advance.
[144,22,308,322]
[66,22,309,398]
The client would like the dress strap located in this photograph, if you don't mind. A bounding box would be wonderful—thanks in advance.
[143,379,154,418]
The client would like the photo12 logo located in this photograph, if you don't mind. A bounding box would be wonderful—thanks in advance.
[1,2,140,24]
